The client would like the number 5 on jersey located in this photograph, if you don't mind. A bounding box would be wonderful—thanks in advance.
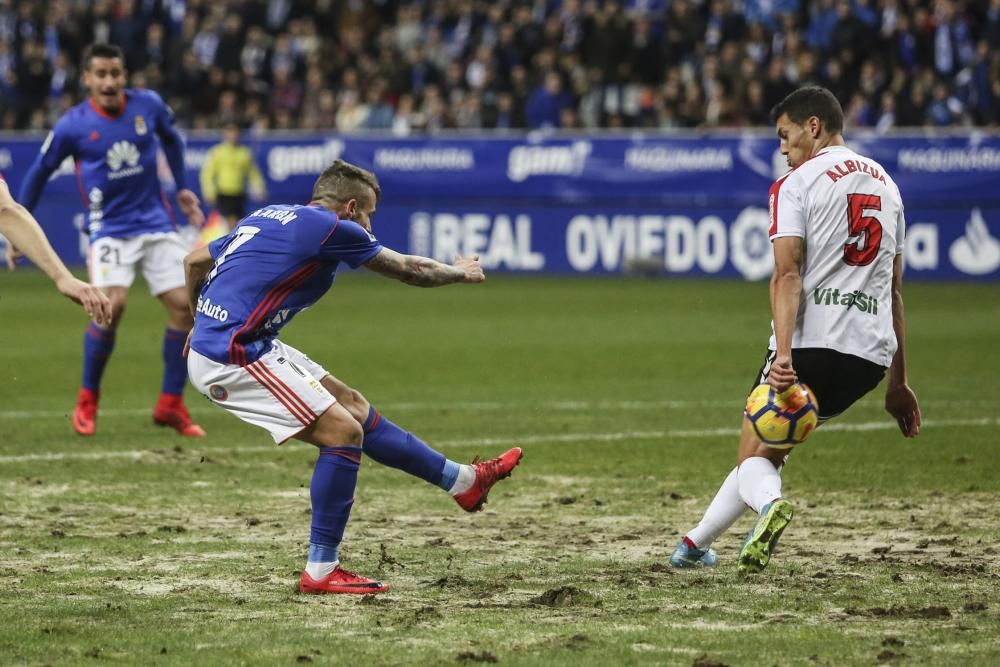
[843,194,882,266]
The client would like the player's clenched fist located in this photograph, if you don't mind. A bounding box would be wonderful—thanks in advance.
[454,254,485,283]
[766,355,797,392]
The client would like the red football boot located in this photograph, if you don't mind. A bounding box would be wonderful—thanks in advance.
[152,393,206,437]
[72,388,99,436]
[453,447,523,512]
[299,566,390,595]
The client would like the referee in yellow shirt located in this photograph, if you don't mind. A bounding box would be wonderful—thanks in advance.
[199,122,267,230]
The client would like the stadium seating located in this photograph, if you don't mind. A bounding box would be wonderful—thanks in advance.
[0,0,997,132]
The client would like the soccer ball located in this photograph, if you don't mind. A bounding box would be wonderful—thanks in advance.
[745,382,819,448]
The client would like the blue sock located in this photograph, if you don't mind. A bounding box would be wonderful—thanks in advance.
[362,406,450,488]
[161,328,189,396]
[309,447,361,564]
[307,542,339,564]
[82,323,116,392]
[440,460,461,491]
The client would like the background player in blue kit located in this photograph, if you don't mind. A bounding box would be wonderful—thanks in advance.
[183,160,522,594]
[14,43,207,438]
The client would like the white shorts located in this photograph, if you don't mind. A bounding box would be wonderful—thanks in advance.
[187,340,336,444]
[88,232,190,296]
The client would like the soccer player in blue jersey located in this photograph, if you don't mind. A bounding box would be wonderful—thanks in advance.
[16,43,206,437]
[183,160,522,594]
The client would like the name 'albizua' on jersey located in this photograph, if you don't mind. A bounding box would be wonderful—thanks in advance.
[189,204,383,366]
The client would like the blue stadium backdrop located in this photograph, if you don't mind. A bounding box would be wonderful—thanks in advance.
[1,132,998,280]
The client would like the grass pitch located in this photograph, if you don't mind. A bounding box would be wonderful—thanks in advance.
[1,270,998,666]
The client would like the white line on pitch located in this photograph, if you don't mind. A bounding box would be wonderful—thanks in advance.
[0,400,716,419]
[0,398,993,420]
[0,417,996,465]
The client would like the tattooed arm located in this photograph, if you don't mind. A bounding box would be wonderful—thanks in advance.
[364,248,485,287]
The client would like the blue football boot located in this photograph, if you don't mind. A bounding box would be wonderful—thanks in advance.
[670,540,719,568]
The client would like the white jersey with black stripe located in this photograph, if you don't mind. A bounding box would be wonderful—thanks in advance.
[767,145,905,368]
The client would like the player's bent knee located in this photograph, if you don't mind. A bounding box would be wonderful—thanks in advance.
[737,418,794,466]
[335,419,364,447]
[334,418,364,447]
[301,405,364,448]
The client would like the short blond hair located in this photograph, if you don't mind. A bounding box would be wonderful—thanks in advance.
[312,160,381,204]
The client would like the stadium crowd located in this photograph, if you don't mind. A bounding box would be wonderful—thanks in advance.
[1,0,998,132]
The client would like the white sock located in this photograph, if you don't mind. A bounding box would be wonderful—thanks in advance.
[305,559,339,581]
[686,466,748,548]
[738,456,783,514]
[448,464,476,496]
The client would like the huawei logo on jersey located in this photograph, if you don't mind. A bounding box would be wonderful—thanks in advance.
[106,141,143,179]
[107,141,140,170]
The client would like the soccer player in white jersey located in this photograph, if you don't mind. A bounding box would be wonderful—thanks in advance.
[669,86,922,574]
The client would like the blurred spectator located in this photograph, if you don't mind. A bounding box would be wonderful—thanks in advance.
[526,70,572,128]
[845,91,874,127]
[963,40,996,125]
[14,39,50,127]
[270,64,302,118]
[875,91,897,132]
[0,0,996,132]
[926,79,966,125]
[391,92,418,136]
[989,0,1000,47]
[191,16,220,69]
[362,81,395,130]
[933,0,974,77]
[335,89,367,131]
[214,14,243,74]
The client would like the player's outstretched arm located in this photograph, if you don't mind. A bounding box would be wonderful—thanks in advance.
[885,254,920,437]
[363,248,485,287]
[0,181,111,324]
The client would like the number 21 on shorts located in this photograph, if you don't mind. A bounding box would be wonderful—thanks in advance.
[99,244,121,266]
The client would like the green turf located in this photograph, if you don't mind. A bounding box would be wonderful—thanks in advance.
[1,270,998,666]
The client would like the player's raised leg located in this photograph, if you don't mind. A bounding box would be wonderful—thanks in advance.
[152,285,205,437]
[319,374,522,513]
[735,418,794,575]
[74,285,128,436]
[295,403,389,595]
